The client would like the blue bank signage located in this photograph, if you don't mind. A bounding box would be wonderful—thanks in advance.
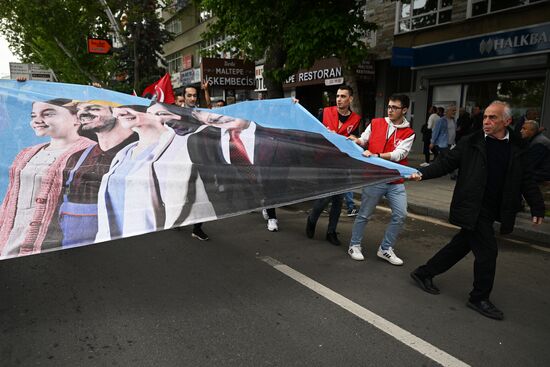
[392,22,550,68]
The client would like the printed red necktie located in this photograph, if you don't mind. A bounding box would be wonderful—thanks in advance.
[229,129,251,165]
[229,129,257,184]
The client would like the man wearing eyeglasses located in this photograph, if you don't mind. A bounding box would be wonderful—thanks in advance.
[347,94,415,265]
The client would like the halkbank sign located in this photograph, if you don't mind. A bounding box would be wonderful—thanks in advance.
[392,22,550,68]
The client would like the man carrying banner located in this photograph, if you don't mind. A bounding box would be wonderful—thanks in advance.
[182,82,211,240]
[306,85,361,246]
[409,101,544,320]
[347,94,414,264]
[50,100,137,248]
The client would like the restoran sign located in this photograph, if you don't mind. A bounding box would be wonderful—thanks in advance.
[284,57,342,88]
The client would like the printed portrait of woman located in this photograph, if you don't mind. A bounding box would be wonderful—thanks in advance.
[0,98,94,258]
[95,104,216,243]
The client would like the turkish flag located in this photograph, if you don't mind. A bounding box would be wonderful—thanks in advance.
[141,73,175,104]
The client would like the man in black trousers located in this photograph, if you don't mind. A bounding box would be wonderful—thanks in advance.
[409,100,545,320]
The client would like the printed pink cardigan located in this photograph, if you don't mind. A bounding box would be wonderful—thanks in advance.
[0,137,94,257]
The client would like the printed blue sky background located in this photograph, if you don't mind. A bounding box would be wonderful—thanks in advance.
[0,81,417,199]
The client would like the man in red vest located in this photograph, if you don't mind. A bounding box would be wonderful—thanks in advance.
[306,85,361,246]
[347,94,415,264]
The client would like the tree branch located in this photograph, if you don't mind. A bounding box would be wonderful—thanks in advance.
[53,36,100,83]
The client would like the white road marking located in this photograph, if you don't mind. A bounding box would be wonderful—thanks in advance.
[260,256,470,367]
[376,206,550,253]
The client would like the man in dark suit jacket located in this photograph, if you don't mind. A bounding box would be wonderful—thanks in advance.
[409,101,544,321]
[185,110,400,219]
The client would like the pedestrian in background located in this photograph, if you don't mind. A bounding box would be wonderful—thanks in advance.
[431,105,457,163]
[520,120,550,213]
[470,105,483,132]
[456,107,472,142]
[420,105,438,167]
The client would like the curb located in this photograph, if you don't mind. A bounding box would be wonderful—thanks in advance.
[353,191,549,248]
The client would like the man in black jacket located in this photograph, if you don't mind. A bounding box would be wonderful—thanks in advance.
[409,101,545,320]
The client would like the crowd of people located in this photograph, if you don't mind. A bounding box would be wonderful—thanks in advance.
[293,89,546,321]
[311,91,546,320]
[0,79,547,321]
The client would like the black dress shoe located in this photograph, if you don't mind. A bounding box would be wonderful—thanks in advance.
[306,218,316,238]
[466,299,504,320]
[326,232,341,246]
[410,269,440,295]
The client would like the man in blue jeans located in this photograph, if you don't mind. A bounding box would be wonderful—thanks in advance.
[347,94,415,265]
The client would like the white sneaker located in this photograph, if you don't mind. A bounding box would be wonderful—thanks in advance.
[377,247,403,265]
[419,162,430,167]
[267,218,278,232]
[262,209,269,220]
[348,246,364,261]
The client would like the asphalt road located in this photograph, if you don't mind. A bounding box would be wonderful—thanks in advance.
[1,203,549,366]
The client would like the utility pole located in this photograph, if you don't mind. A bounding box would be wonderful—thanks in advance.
[133,22,140,92]
[97,0,127,45]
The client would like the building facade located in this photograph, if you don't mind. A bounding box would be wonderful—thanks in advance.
[369,0,550,147]
[160,0,550,137]
[161,1,258,105]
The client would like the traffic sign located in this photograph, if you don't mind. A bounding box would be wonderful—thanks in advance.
[9,62,55,81]
[87,38,112,55]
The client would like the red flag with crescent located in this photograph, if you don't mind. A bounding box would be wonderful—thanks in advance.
[141,73,175,104]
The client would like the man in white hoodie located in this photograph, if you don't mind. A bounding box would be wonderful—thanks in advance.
[347,94,415,265]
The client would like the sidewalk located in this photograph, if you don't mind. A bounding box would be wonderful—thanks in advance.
[358,153,550,246]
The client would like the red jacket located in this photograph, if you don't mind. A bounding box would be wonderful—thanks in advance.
[322,106,360,137]
[367,117,414,184]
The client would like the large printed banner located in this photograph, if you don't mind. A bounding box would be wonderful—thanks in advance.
[0,80,416,260]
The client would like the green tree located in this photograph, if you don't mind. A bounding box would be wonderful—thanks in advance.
[198,0,376,114]
[0,0,171,93]
[112,0,173,92]
[0,0,112,83]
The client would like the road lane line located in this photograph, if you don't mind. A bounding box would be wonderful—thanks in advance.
[260,256,470,367]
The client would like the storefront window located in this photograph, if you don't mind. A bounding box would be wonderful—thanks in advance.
[464,78,544,124]
[398,0,453,33]
[469,0,546,17]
